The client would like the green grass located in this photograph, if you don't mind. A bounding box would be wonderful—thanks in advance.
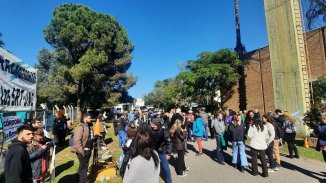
[50,122,122,183]
[279,139,324,162]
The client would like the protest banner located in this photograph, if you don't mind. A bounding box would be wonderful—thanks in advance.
[1,116,22,142]
[0,47,37,112]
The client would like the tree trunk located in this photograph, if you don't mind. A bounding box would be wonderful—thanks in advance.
[77,97,83,123]
[76,79,84,123]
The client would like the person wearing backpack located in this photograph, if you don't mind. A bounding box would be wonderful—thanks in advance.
[283,111,299,159]
[71,113,94,183]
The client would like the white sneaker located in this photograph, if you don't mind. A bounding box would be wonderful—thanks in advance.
[268,169,275,173]
[186,166,190,171]
[273,167,279,171]
[178,172,187,177]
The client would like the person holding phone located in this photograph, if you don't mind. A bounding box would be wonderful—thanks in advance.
[27,128,52,182]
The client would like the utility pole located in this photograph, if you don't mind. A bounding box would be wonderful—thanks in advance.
[234,0,247,111]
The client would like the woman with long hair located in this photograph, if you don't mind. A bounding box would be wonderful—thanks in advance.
[170,119,188,176]
[229,114,248,172]
[248,117,268,177]
[123,130,160,183]
[283,111,299,159]
[262,115,277,172]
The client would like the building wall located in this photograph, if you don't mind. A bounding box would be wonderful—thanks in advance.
[225,27,326,113]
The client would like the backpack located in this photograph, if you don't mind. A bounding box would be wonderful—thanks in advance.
[69,124,85,147]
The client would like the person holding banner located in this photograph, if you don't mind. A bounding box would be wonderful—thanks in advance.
[5,125,34,183]
[27,128,52,182]
[71,113,94,183]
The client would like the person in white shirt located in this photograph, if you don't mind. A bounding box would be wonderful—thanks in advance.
[262,115,278,172]
[248,117,269,177]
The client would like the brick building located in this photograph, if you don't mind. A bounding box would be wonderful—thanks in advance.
[225,26,326,113]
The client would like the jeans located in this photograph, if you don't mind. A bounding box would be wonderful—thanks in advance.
[77,150,92,183]
[251,148,268,177]
[203,124,208,140]
[187,125,194,141]
[215,135,224,162]
[232,141,248,166]
[285,133,298,157]
[159,153,172,183]
[118,130,126,147]
[266,141,276,169]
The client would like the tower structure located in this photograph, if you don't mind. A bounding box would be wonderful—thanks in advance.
[263,0,311,115]
[234,0,247,111]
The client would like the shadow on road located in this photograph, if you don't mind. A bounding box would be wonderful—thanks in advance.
[281,160,326,182]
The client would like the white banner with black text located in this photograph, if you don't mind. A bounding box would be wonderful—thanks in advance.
[0,47,37,111]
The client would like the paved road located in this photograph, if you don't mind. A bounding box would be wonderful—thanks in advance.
[168,139,326,183]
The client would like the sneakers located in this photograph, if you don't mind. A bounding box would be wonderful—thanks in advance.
[217,161,225,165]
[276,163,282,168]
[294,155,300,159]
[268,169,275,173]
[195,153,204,156]
[186,166,190,171]
[240,166,245,173]
[178,172,187,177]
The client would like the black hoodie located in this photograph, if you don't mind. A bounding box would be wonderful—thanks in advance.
[5,139,33,183]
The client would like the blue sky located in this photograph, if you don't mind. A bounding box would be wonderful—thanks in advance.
[0,0,268,99]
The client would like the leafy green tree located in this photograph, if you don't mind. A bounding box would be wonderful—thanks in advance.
[312,75,326,104]
[0,32,4,48]
[35,48,66,107]
[144,78,180,109]
[145,49,242,112]
[43,4,135,120]
[179,49,242,111]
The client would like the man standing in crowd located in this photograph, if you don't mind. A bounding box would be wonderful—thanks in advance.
[72,113,94,183]
[200,108,209,141]
[315,112,326,162]
[115,113,127,147]
[186,110,195,141]
[151,118,173,183]
[31,118,50,138]
[128,110,136,126]
[5,125,34,183]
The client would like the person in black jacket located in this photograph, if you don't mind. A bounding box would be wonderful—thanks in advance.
[5,125,34,183]
[151,118,173,183]
[229,114,248,172]
[170,119,188,177]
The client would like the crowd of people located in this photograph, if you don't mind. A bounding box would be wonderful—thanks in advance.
[112,107,326,183]
[3,108,326,183]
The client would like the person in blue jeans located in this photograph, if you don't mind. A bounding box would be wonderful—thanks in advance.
[229,114,248,173]
[115,114,126,147]
[211,112,226,164]
[200,109,209,141]
[151,118,173,183]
